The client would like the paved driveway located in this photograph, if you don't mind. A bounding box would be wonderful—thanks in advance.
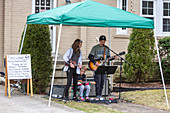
[0,85,85,113]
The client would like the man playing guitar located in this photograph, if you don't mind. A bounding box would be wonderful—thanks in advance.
[88,35,110,100]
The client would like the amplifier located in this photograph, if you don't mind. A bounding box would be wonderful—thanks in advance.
[86,78,109,97]
[49,85,65,99]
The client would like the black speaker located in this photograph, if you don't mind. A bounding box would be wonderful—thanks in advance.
[49,85,65,99]
[87,78,109,97]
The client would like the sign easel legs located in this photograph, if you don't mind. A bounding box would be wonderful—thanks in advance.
[27,79,29,95]
[5,78,33,98]
[30,79,33,97]
[26,79,33,97]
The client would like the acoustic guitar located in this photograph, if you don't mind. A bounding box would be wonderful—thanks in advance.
[65,60,78,67]
[65,60,88,70]
[88,51,125,71]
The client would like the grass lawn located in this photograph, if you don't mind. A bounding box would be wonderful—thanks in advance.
[44,89,170,112]
[121,89,170,111]
[49,98,123,113]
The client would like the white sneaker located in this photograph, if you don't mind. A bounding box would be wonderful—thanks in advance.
[99,97,104,100]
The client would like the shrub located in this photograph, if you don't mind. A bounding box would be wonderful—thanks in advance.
[158,37,170,81]
[19,24,53,94]
[123,29,156,82]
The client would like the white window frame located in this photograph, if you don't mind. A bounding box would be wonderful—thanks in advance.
[141,0,154,17]
[33,0,52,13]
[116,0,128,35]
[32,0,57,54]
[140,0,170,36]
[140,0,157,35]
[162,1,170,35]
[140,0,155,22]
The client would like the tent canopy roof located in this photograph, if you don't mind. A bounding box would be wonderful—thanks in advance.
[26,0,154,29]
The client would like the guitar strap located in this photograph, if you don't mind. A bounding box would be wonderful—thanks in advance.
[103,47,106,59]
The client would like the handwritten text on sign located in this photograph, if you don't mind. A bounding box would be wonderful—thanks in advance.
[7,54,32,79]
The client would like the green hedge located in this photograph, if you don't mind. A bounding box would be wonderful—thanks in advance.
[158,37,170,82]
[123,29,156,82]
[19,24,53,94]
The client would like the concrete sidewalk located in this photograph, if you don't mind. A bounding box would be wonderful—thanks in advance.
[0,85,85,113]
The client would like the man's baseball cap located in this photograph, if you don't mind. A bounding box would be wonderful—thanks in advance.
[99,35,106,41]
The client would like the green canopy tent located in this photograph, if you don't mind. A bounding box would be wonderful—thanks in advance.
[20,0,168,107]
[26,0,153,28]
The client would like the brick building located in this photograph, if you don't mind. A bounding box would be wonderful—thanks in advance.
[0,0,169,73]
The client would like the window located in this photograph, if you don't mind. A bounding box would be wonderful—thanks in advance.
[33,0,56,53]
[142,1,153,15]
[141,0,154,19]
[117,0,128,35]
[141,0,156,34]
[163,2,170,32]
[141,0,156,35]
[140,0,170,36]
[122,0,127,30]
[163,19,170,32]
[163,2,170,16]
[35,0,51,13]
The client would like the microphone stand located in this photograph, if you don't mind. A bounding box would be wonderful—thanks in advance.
[103,45,131,102]
[103,45,131,65]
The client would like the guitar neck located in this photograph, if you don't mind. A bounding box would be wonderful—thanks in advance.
[70,60,78,66]
[103,51,125,62]
[102,56,115,63]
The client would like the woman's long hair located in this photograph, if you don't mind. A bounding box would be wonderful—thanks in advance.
[72,39,82,54]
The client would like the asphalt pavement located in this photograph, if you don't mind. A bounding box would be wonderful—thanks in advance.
[0,85,85,113]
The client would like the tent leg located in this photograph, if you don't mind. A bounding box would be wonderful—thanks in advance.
[19,24,27,54]
[154,36,169,107]
[108,27,113,91]
[48,24,62,107]
[108,27,111,48]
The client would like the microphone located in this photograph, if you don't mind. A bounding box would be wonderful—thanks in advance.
[120,51,126,55]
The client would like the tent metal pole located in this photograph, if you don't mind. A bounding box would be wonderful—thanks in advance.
[154,36,169,107]
[108,27,111,48]
[19,24,27,54]
[108,27,113,91]
[48,24,62,107]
